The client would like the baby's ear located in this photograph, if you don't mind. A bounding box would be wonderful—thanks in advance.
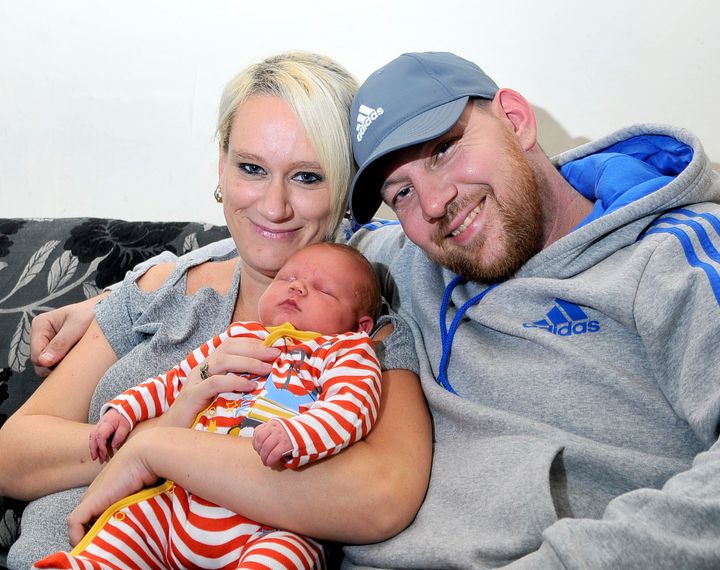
[357,315,374,335]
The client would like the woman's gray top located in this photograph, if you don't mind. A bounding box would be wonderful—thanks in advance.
[8,245,417,568]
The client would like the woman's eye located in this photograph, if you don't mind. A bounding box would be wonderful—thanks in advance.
[293,171,323,185]
[239,163,265,176]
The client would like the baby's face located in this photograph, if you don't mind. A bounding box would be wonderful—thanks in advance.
[258,245,368,335]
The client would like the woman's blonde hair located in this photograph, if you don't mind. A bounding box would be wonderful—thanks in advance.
[217,52,359,238]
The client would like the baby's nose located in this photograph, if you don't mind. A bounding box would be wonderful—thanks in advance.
[288,279,307,295]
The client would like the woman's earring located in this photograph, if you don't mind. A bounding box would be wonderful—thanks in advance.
[214,185,223,204]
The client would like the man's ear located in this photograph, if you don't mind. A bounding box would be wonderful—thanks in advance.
[357,316,374,335]
[491,88,538,151]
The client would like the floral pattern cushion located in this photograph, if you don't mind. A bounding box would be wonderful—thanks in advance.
[0,217,230,426]
[0,217,230,560]
[0,496,20,550]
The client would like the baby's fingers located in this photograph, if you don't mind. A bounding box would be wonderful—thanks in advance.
[110,420,131,451]
[92,423,112,460]
[253,421,292,467]
[252,423,270,454]
[89,428,110,463]
[89,431,100,462]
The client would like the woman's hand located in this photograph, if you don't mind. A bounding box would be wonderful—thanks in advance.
[157,339,280,429]
[67,432,160,546]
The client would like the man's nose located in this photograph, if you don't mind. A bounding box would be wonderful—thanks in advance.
[417,178,458,222]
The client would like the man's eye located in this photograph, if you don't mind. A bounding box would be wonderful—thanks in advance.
[392,186,413,206]
[239,163,265,175]
[293,171,323,185]
[435,139,454,157]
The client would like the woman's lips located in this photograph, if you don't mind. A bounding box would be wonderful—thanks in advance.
[252,220,300,240]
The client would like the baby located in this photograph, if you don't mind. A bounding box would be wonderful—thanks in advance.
[36,242,382,570]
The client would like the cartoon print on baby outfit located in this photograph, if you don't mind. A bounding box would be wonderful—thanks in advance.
[238,338,331,433]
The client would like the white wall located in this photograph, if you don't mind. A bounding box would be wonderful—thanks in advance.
[1,0,718,224]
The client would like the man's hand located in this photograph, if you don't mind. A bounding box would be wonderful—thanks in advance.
[30,294,109,377]
[252,420,293,467]
[89,409,132,463]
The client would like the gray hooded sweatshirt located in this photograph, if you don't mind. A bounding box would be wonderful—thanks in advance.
[342,125,720,569]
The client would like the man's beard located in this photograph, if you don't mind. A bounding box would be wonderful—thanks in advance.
[430,147,543,283]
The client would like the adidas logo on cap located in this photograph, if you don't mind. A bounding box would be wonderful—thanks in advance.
[355,104,384,142]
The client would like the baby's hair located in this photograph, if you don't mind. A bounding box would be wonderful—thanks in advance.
[313,242,382,323]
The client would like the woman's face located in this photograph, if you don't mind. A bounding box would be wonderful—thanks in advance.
[218,95,333,280]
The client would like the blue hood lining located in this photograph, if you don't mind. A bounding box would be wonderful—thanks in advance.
[560,135,693,228]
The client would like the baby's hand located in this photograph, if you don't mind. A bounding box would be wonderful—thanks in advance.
[252,420,293,468]
[89,409,132,463]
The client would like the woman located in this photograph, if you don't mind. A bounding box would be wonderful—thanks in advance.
[0,52,431,568]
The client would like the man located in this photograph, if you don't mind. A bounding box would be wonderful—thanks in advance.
[28,52,720,568]
[341,52,720,568]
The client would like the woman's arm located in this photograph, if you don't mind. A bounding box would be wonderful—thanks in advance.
[0,319,117,499]
[70,367,432,544]
[0,263,179,500]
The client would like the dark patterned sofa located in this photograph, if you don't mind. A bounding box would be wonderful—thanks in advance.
[0,217,231,566]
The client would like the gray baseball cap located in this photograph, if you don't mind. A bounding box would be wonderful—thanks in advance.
[349,52,499,224]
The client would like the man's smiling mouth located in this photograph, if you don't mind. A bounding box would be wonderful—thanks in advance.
[450,199,485,238]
